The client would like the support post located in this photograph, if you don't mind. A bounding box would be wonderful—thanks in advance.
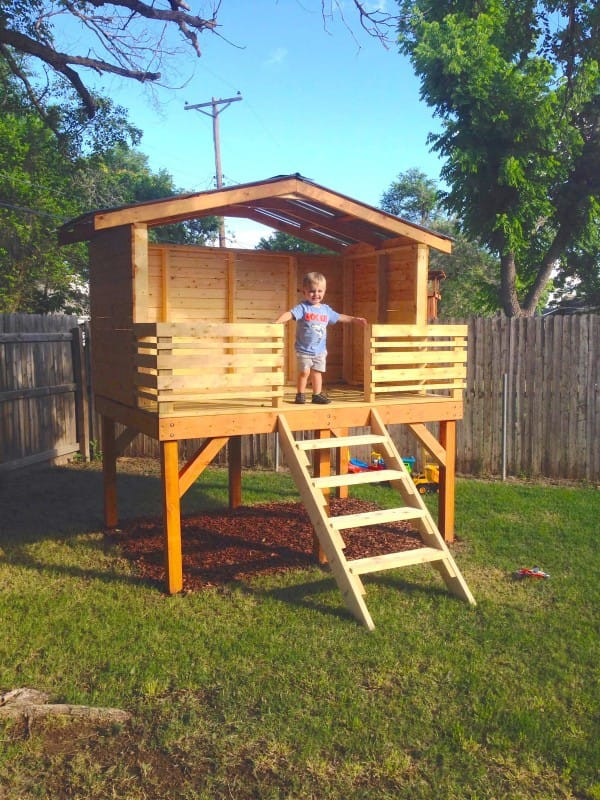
[228,435,242,509]
[335,428,349,499]
[312,430,331,563]
[71,325,90,461]
[101,415,118,528]
[438,420,456,542]
[161,440,183,594]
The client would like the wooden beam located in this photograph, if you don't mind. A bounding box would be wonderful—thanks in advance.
[295,181,453,252]
[438,420,456,542]
[93,178,301,231]
[160,247,170,323]
[415,243,429,327]
[228,436,242,509]
[115,427,140,456]
[101,416,118,528]
[376,253,390,324]
[161,439,183,594]
[312,429,331,563]
[407,423,447,466]
[132,224,149,324]
[178,437,229,497]
[334,428,349,499]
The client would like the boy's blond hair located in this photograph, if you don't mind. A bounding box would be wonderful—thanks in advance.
[302,271,326,288]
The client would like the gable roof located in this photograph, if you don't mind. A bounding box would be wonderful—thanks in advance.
[58,174,452,253]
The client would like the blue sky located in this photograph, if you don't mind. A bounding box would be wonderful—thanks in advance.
[83,1,445,246]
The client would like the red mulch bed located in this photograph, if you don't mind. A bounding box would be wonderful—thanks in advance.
[108,498,422,591]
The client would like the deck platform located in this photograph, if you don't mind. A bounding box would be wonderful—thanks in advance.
[97,384,462,441]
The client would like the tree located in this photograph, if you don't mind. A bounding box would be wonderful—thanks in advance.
[0,0,219,120]
[79,144,219,246]
[397,0,600,317]
[0,1,397,123]
[380,168,439,225]
[380,169,501,318]
[256,230,333,254]
[0,73,217,314]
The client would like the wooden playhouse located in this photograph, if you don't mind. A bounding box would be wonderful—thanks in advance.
[59,175,474,629]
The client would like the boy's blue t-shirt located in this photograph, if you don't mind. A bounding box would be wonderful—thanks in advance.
[290,302,340,355]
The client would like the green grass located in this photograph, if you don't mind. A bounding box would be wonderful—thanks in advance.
[0,462,598,799]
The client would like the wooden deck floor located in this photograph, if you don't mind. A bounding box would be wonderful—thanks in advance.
[98,384,463,441]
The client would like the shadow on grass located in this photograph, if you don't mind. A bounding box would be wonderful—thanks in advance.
[0,462,228,590]
[0,463,231,544]
[241,570,452,625]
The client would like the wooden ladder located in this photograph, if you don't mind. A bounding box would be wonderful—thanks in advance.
[277,408,475,630]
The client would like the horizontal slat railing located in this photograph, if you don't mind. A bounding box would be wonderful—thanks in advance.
[364,324,468,401]
[133,322,285,413]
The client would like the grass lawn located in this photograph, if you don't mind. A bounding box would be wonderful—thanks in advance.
[0,460,598,799]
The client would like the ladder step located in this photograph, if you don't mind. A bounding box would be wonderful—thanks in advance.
[349,547,446,575]
[295,434,387,451]
[330,507,427,531]
[312,469,407,488]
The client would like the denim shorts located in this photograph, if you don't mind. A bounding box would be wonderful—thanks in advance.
[297,352,327,373]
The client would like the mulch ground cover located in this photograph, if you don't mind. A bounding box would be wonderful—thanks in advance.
[108,498,422,591]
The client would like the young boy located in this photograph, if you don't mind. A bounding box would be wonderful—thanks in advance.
[275,271,367,404]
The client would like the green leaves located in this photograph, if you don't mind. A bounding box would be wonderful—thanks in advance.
[398,0,600,315]
[0,69,216,313]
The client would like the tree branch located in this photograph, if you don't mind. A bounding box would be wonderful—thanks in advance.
[0,27,161,117]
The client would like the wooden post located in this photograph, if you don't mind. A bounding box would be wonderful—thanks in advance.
[312,429,330,563]
[161,439,183,594]
[71,325,90,461]
[101,415,118,528]
[363,324,374,402]
[438,420,456,542]
[228,435,242,509]
[335,428,349,499]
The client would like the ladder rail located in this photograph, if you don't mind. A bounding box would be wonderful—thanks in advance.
[276,410,475,629]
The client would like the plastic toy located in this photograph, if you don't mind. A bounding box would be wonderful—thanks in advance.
[515,566,550,579]
[402,456,416,474]
[412,462,440,494]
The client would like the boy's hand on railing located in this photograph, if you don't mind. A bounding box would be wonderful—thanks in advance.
[353,316,367,327]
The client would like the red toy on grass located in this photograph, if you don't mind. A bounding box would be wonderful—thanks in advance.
[515,566,550,579]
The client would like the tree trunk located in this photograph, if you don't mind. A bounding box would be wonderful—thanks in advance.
[500,251,528,317]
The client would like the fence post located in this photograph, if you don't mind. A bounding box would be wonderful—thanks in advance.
[71,325,91,461]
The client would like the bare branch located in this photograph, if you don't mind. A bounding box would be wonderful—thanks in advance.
[0,1,221,117]
[0,43,59,131]
[322,1,398,48]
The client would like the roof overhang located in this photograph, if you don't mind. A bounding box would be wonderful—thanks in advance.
[58,174,452,254]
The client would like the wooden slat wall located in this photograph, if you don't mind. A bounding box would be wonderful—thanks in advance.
[147,247,346,384]
[0,314,82,470]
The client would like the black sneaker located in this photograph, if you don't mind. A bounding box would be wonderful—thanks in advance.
[295,393,306,404]
[312,393,331,404]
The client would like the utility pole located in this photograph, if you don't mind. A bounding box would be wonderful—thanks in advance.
[184,93,243,247]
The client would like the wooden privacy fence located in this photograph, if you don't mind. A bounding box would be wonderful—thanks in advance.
[458,314,600,482]
[1,313,599,481]
[0,314,92,472]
